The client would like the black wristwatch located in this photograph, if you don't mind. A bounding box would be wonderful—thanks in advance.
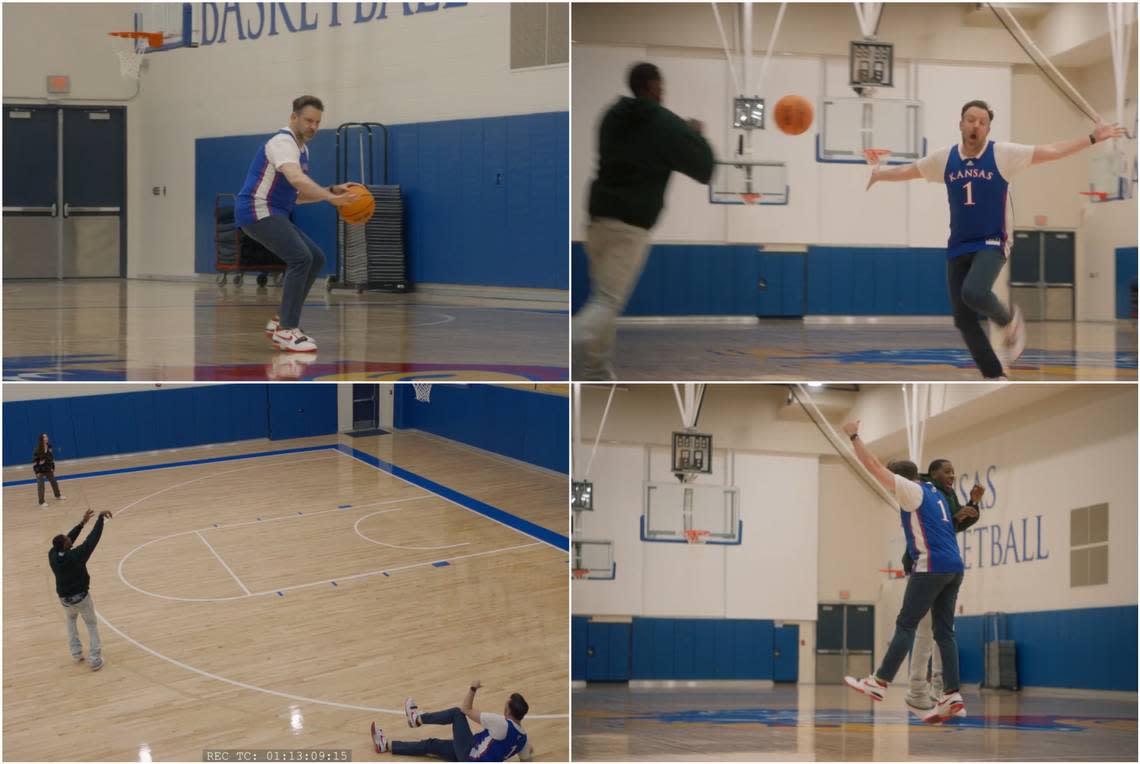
[1089,132,1097,145]
[849,433,859,442]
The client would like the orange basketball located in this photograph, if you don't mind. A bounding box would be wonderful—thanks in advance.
[773,95,814,136]
[338,183,374,225]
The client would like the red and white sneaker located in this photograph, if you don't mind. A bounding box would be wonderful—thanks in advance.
[370,721,389,753]
[272,327,317,353]
[933,690,966,721]
[404,697,422,728]
[844,674,888,701]
[265,315,280,335]
[1003,305,1025,364]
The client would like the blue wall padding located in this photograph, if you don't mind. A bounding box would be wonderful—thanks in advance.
[956,605,1137,691]
[631,617,775,680]
[393,384,567,473]
[571,242,804,316]
[572,615,588,681]
[571,242,952,316]
[3,384,336,466]
[195,112,568,289]
[1115,246,1137,318]
[267,384,339,441]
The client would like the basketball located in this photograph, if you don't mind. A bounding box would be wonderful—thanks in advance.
[773,94,813,136]
[338,183,375,225]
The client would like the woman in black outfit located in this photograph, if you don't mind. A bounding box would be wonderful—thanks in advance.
[33,433,66,507]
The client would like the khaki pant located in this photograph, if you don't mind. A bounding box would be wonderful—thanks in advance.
[907,610,943,704]
[572,218,652,379]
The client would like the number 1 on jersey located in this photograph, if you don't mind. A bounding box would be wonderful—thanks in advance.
[937,498,948,522]
[963,181,975,206]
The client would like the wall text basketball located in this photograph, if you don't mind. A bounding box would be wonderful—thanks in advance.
[199,2,468,46]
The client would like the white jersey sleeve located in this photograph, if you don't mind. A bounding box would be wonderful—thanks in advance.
[265,133,301,169]
[994,142,1035,181]
[479,712,509,740]
[893,475,924,513]
[915,146,951,184]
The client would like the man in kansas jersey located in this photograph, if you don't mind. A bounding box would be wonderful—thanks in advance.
[840,419,967,724]
[236,95,355,353]
[371,680,533,761]
[866,100,1126,379]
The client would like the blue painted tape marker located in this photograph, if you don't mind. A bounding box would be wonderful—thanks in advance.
[432,561,450,568]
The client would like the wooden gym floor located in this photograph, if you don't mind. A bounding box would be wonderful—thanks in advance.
[3,431,568,761]
[588,319,1137,381]
[572,684,1137,761]
[2,280,568,382]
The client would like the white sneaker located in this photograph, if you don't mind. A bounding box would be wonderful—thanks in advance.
[370,721,389,753]
[933,690,966,721]
[265,315,280,335]
[404,697,421,728]
[905,696,941,724]
[272,327,317,353]
[1003,305,1025,364]
[38,502,47,508]
[56,495,66,501]
[844,674,887,702]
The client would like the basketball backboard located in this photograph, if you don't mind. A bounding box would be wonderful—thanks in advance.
[573,539,616,580]
[817,96,925,164]
[642,481,742,544]
[709,160,789,205]
[134,3,197,51]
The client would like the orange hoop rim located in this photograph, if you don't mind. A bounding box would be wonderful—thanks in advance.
[864,148,892,163]
[741,193,761,205]
[1078,190,1109,201]
[109,31,166,50]
[571,568,590,579]
[683,529,711,544]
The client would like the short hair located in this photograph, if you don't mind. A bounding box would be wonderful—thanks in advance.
[960,100,993,122]
[507,693,529,721]
[887,460,919,481]
[928,458,951,475]
[52,534,67,551]
[628,62,661,96]
[292,95,324,114]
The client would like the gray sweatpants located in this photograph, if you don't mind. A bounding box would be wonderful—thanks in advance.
[61,593,102,662]
[907,611,943,703]
[572,218,652,379]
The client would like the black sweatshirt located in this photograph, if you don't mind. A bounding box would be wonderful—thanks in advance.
[49,516,105,598]
[33,445,56,474]
[588,96,715,230]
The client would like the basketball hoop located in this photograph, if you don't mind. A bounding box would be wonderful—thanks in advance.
[864,148,892,165]
[108,31,164,80]
[879,567,905,579]
[741,193,761,205]
[684,529,711,545]
[1079,190,1110,202]
[412,383,432,403]
[571,568,590,580]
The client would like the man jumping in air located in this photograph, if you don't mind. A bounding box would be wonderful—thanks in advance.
[370,680,533,761]
[841,420,967,723]
[867,101,1126,379]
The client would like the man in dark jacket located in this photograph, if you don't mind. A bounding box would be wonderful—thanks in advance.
[572,61,715,380]
[903,459,981,711]
[49,509,112,671]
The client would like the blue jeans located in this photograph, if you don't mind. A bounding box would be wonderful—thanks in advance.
[240,215,326,330]
[948,248,1012,379]
[876,572,963,691]
[391,707,473,761]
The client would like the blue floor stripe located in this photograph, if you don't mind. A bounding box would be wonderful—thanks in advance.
[2,445,336,487]
[335,443,569,551]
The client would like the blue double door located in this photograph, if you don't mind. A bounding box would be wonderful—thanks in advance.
[3,104,126,279]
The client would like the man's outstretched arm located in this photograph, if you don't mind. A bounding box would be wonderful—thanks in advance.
[1032,122,1128,165]
[867,162,922,189]
[841,420,897,493]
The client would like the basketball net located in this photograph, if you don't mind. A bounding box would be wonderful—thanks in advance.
[412,383,432,403]
[571,568,590,580]
[741,193,761,205]
[108,32,163,80]
[684,529,711,545]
